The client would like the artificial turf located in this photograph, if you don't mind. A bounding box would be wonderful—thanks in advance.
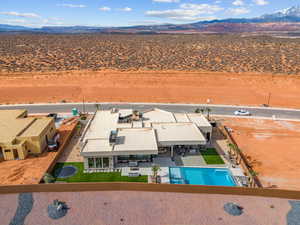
[52,162,148,183]
[201,148,225,164]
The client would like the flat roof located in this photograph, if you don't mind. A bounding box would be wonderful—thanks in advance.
[118,109,133,118]
[0,109,26,120]
[174,113,190,122]
[152,122,206,144]
[114,128,158,154]
[20,117,53,137]
[84,111,119,141]
[82,139,113,153]
[0,117,35,143]
[142,108,176,123]
[187,114,212,127]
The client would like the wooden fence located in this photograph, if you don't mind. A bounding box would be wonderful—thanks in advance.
[0,182,300,199]
[40,120,79,182]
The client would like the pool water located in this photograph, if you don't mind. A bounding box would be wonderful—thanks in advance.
[169,167,236,186]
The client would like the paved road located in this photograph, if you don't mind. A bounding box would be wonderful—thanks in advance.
[0,103,300,120]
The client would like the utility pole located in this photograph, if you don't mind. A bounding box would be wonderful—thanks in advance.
[82,96,86,114]
[267,92,271,106]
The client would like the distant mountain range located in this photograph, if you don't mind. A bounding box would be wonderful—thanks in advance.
[1,6,300,34]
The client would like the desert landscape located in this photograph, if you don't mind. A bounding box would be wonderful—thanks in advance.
[0,34,300,74]
[0,34,300,107]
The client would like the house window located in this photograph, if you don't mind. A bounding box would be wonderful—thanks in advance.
[103,158,109,168]
[95,158,102,168]
[88,158,95,168]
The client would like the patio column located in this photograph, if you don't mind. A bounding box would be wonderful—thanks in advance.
[109,156,114,168]
[171,146,174,158]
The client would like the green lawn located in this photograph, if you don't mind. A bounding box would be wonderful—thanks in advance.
[52,162,148,183]
[201,148,225,164]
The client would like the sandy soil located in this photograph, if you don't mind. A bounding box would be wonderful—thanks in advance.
[0,119,77,185]
[1,70,300,108]
[222,117,300,190]
[0,191,293,225]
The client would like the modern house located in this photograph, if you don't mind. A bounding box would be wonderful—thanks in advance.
[0,109,57,161]
[80,108,212,171]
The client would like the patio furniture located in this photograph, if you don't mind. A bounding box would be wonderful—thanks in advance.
[129,161,138,167]
[130,167,139,171]
[128,172,140,177]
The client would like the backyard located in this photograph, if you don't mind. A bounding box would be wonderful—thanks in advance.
[52,162,148,183]
[200,148,225,165]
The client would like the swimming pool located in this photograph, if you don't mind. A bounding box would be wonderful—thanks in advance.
[169,167,236,186]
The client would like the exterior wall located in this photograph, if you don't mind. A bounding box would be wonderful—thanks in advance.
[1,140,27,160]
[20,137,41,154]
[198,126,213,136]
[38,119,56,153]
[18,118,56,154]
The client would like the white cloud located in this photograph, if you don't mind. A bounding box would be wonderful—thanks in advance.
[228,7,250,15]
[128,20,167,25]
[99,7,111,12]
[2,19,26,24]
[152,0,180,3]
[119,7,132,12]
[145,3,222,21]
[232,0,244,6]
[0,11,40,18]
[57,4,86,8]
[253,0,269,5]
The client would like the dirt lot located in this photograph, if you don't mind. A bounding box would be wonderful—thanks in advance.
[0,119,77,185]
[221,117,300,190]
[1,70,300,108]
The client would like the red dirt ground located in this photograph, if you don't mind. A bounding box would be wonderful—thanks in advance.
[0,119,77,185]
[222,117,300,190]
[0,191,292,225]
[1,70,300,108]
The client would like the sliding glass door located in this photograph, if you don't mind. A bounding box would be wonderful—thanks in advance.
[88,157,110,169]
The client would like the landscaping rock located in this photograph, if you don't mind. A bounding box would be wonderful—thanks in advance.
[48,199,69,220]
[223,202,243,216]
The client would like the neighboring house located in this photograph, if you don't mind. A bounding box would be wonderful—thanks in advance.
[80,108,212,171]
[0,109,57,160]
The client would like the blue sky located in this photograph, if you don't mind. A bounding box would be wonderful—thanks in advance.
[0,0,299,27]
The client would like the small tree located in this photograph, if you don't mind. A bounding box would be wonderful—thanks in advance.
[151,164,161,184]
[133,110,139,116]
[205,107,212,120]
[195,108,201,113]
[43,173,55,183]
[95,104,101,111]
[227,143,235,157]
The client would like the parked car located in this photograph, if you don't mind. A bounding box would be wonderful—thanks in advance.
[48,133,60,152]
[48,140,59,151]
[234,109,251,116]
